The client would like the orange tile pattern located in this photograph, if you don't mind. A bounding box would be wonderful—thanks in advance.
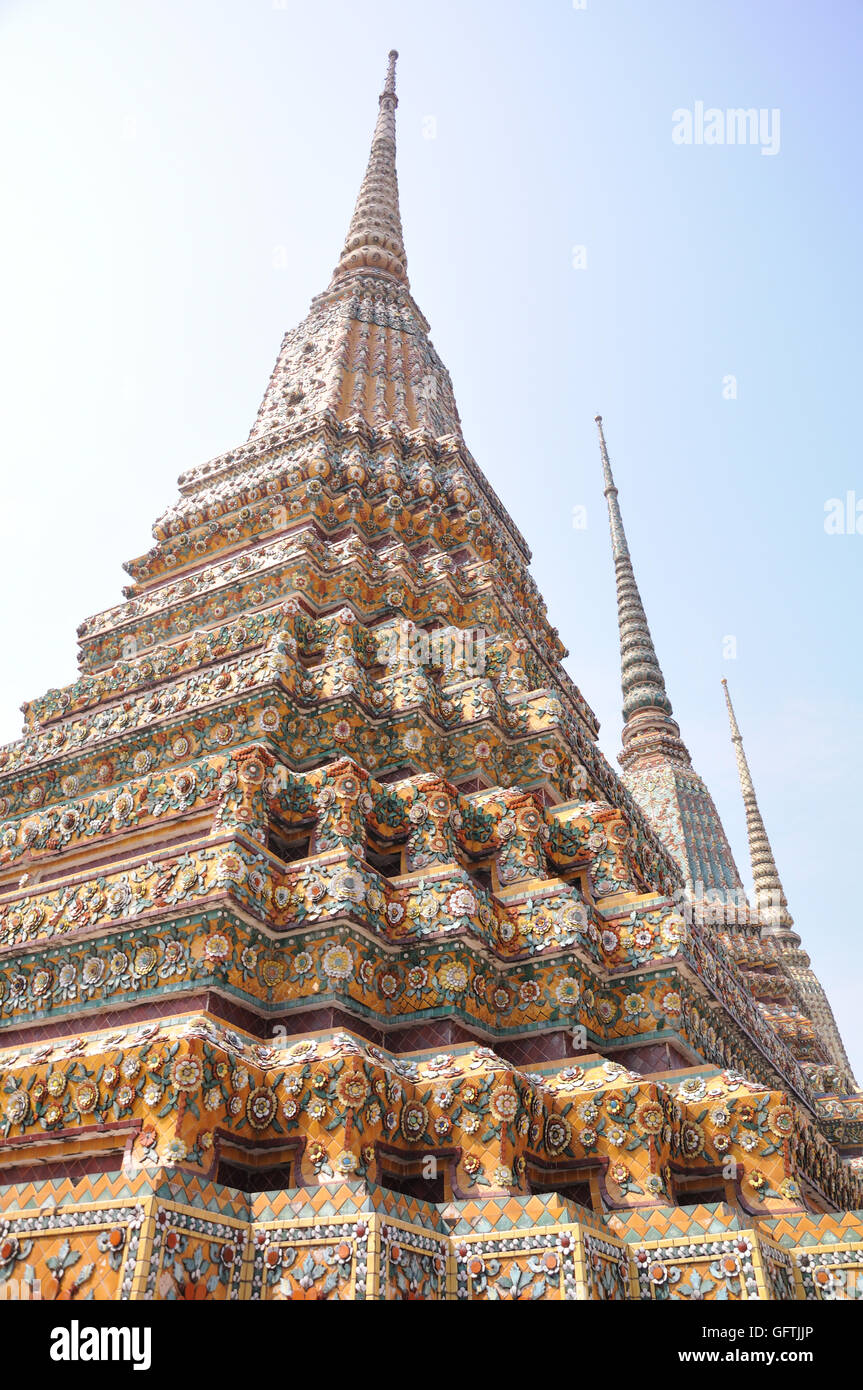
[2,1178,862,1299]
[0,1202,143,1301]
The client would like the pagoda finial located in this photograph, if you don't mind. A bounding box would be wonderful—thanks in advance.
[595,415,630,559]
[383,48,398,98]
[330,49,408,287]
[596,416,684,756]
[722,679,796,935]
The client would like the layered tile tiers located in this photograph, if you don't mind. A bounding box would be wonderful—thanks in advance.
[2,1168,861,1300]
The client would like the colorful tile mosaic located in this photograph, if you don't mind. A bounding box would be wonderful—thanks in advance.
[0,50,860,1300]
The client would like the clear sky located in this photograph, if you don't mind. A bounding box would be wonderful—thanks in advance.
[0,0,860,1077]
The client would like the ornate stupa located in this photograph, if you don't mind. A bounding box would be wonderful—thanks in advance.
[1,53,861,1303]
[596,416,747,910]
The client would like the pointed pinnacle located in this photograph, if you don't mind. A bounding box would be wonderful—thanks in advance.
[330,50,408,287]
[383,48,398,99]
[722,679,795,933]
[596,416,680,744]
[595,415,630,559]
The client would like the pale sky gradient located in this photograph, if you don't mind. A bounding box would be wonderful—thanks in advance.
[0,0,861,1076]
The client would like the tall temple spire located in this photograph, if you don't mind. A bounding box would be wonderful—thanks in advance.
[330,49,408,287]
[596,416,747,900]
[722,679,857,1087]
[721,678,796,937]
[595,415,685,760]
[246,50,464,444]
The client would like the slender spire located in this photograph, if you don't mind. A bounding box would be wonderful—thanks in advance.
[330,49,408,288]
[722,679,858,1085]
[594,418,746,900]
[721,679,796,936]
[595,416,685,758]
[248,51,464,444]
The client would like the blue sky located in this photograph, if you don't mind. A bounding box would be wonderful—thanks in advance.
[0,0,861,1076]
